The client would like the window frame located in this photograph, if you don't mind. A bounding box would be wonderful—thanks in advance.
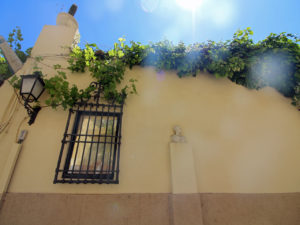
[62,110,121,180]
[54,103,124,184]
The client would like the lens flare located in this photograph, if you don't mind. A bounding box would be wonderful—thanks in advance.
[249,52,294,96]
[175,0,203,11]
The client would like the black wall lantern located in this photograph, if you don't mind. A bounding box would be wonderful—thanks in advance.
[20,72,45,125]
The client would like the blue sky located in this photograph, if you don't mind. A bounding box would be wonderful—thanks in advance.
[1,0,299,51]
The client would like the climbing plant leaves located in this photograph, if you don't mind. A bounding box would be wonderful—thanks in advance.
[67,28,300,110]
[9,28,300,110]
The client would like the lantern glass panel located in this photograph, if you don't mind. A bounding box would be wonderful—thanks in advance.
[31,79,44,99]
[21,77,36,94]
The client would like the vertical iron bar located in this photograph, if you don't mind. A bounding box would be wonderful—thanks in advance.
[86,105,97,177]
[116,104,123,183]
[112,109,121,182]
[106,104,117,183]
[93,104,104,182]
[100,106,110,182]
[70,104,85,182]
[78,104,93,183]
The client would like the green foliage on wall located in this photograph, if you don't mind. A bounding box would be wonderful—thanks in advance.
[67,28,300,109]
[43,67,96,109]
[8,28,300,110]
[68,38,138,105]
[144,28,299,100]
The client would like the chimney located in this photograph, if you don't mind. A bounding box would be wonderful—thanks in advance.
[0,35,23,74]
[68,4,78,16]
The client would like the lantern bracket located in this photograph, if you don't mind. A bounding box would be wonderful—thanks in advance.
[24,102,41,125]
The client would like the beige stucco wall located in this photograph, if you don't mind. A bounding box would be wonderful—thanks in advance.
[0,82,27,194]
[1,66,299,194]
[1,12,300,195]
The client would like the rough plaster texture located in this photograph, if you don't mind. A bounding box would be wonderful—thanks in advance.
[0,193,299,225]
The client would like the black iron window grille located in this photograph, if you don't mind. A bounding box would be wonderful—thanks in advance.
[54,82,124,184]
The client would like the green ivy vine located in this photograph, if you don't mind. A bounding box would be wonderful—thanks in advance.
[8,28,300,110]
[142,28,300,109]
[68,39,138,104]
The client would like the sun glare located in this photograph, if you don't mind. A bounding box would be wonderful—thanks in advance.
[175,0,203,11]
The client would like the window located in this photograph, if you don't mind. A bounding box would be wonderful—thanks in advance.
[54,83,124,184]
[65,111,120,178]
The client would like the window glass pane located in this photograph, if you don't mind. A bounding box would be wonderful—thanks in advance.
[68,114,118,175]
